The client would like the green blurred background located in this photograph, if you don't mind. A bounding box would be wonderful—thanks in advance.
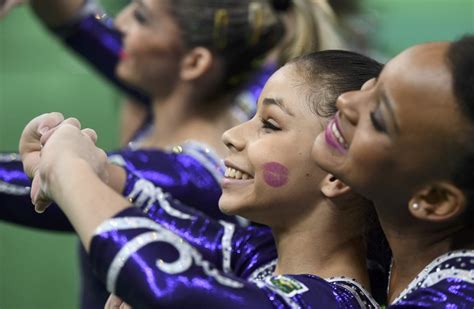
[0,0,472,308]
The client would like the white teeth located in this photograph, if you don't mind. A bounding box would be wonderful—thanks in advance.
[224,167,252,180]
[331,122,348,148]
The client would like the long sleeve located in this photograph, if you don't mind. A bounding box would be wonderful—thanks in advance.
[112,141,240,224]
[48,0,150,104]
[0,141,230,231]
[121,170,276,278]
[0,153,72,231]
[90,206,378,308]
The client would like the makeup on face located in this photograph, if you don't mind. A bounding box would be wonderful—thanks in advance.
[263,162,289,187]
[324,115,348,154]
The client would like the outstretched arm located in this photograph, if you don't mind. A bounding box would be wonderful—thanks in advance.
[30,0,84,27]
[29,0,150,103]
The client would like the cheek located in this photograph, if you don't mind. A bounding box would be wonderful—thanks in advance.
[262,162,289,188]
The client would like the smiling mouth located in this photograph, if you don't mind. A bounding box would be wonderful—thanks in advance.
[331,120,348,148]
[224,167,253,180]
[324,116,348,153]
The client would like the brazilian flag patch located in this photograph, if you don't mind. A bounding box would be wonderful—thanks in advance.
[267,276,309,297]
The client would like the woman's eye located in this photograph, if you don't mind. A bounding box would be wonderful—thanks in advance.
[133,9,147,24]
[262,119,281,132]
[369,107,386,132]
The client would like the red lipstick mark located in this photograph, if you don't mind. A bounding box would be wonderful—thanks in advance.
[263,162,289,188]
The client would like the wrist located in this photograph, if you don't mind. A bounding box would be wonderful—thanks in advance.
[46,156,94,201]
[106,163,126,193]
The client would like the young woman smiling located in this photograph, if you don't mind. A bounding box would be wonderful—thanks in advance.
[312,36,474,307]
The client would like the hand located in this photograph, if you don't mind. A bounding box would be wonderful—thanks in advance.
[19,112,67,211]
[0,0,26,20]
[20,113,108,212]
[105,294,133,309]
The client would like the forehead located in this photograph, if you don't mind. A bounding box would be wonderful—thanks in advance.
[261,65,307,106]
[259,65,328,129]
[381,43,455,113]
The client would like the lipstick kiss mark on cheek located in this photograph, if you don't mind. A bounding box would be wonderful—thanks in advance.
[263,162,289,188]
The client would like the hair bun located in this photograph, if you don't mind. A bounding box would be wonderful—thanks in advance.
[271,0,292,11]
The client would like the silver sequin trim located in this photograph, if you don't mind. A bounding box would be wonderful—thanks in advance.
[0,153,21,162]
[424,268,474,287]
[248,260,277,282]
[107,154,127,167]
[327,277,379,309]
[0,180,30,195]
[179,141,224,184]
[128,178,195,220]
[391,250,474,304]
[219,221,235,273]
[95,217,244,292]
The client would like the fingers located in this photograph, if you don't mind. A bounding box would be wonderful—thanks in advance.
[105,294,124,309]
[36,112,66,135]
[39,117,82,145]
[81,128,98,144]
[121,302,133,309]
[30,173,52,213]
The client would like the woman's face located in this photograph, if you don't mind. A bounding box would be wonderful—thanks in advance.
[115,0,184,97]
[312,43,463,206]
[219,64,329,226]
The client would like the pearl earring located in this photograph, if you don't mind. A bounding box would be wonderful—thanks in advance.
[411,202,420,210]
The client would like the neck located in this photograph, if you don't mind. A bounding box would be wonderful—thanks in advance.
[271,202,370,290]
[378,207,474,303]
[138,90,239,157]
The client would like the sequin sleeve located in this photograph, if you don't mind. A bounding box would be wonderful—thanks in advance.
[0,153,72,231]
[112,141,240,224]
[118,170,275,278]
[49,0,150,104]
[90,207,378,308]
[0,141,225,231]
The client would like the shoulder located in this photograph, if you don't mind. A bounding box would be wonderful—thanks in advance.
[255,274,379,308]
[392,250,474,307]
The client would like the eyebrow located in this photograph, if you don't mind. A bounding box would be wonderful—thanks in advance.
[133,0,147,10]
[380,90,400,134]
[262,98,295,117]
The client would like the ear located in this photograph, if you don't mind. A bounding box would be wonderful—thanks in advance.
[320,174,352,198]
[408,182,466,222]
[180,47,214,81]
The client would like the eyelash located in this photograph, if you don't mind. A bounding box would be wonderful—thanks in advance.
[369,107,386,132]
[133,9,147,24]
[262,119,281,132]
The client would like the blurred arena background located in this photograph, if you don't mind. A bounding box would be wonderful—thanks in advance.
[0,0,472,307]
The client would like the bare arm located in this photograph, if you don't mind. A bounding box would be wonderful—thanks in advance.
[49,156,130,250]
[30,0,84,27]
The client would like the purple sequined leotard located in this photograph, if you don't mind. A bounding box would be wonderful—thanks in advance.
[389,250,474,308]
[89,172,379,308]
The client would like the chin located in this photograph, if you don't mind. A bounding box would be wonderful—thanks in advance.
[116,63,139,87]
[218,200,239,216]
